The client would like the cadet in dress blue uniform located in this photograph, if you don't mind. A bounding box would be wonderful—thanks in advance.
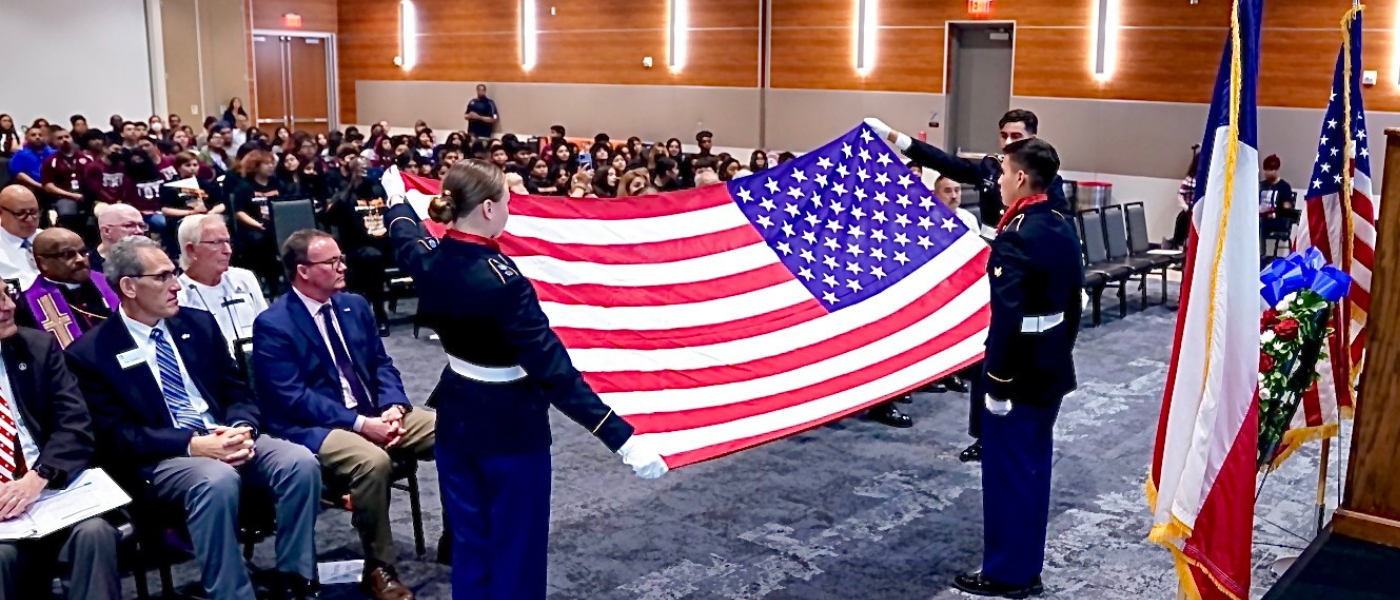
[384,159,668,600]
[952,139,1083,598]
[864,113,1069,460]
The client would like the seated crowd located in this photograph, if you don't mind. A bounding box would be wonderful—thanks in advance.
[0,101,872,600]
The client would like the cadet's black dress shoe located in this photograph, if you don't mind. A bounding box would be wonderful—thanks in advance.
[953,571,1043,598]
[959,440,982,463]
[868,401,913,428]
[378,322,391,337]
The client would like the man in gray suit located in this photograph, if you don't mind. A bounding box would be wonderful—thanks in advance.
[0,279,119,600]
[67,237,321,600]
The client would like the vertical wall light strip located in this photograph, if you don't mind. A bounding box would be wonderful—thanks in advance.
[854,0,878,75]
[521,0,538,71]
[1091,0,1119,81]
[669,0,688,72]
[398,0,417,71]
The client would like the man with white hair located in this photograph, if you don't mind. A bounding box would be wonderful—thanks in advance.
[88,203,147,275]
[176,215,268,349]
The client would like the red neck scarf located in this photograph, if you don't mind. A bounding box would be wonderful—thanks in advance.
[996,193,1050,233]
[445,228,500,250]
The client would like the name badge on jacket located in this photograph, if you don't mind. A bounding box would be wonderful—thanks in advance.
[117,349,145,370]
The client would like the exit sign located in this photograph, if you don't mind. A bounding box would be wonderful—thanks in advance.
[968,0,993,17]
[282,13,302,28]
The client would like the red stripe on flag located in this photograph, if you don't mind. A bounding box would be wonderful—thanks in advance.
[552,300,828,350]
[401,171,441,195]
[660,355,986,468]
[583,262,986,392]
[1153,224,1200,485]
[621,308,988,433]
[510,185,736,220]
[1182,401,1259,600]
[502,225,763,264]
[531,264,795,307]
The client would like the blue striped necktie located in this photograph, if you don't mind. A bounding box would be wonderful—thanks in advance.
[151,328,207,432]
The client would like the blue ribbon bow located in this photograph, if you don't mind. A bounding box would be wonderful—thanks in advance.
[1260,247,1353,306]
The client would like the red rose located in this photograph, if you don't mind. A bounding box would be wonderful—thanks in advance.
[1260,352,1275,372]
[1261,308,1280,332]
[1276,318,1300,341]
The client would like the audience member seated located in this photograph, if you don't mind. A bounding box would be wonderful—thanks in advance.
[591,166,618,198]
[88,204,146,275]
[0,185,43,288]
[749,150,769,173]
[198,124,235,176]
[230,150,282,293]
[321,146,392,334]
[16,228,119,348]
[617,168,650,198]
[158,152,224,258]
[7,121,54,195]
[0,279,120,600]
[936,176,979,232]
[651,157,681,192]
[40,126,91,235]
[1259,154,1293,215]
[0,115,19,158]
[176,215,268,350]
[253,230,436,600]
[66,236,321,600]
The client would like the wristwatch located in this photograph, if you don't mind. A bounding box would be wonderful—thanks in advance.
[33,463,60,485]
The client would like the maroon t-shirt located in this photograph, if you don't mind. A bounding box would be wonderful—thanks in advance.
[41,151,93,195]
[156,157,179,182]
[128,171,164,213]
[81,160,126,205]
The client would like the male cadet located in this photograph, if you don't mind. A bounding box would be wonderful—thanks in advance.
[16,228,120,347]
[864,110,1065,229]
[952,138,1083,597]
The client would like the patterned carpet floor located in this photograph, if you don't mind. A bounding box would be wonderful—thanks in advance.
[122,294,1346,599]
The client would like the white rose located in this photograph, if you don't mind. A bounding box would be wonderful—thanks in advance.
[1262,331,1276,343]
[1260,387,1272,400]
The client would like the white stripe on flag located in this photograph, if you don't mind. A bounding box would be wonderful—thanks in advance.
[509,203,751,245]
[516,242,779,288]
[542,278,813,330]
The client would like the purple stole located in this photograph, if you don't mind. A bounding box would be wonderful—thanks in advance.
[23,276,121,348]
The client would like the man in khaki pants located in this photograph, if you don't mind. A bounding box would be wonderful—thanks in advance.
[252,229,435,600]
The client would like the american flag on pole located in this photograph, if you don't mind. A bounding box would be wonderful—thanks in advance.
[1281,8,1375,466]
[384,124,991,467]
[1148,0,1260,598]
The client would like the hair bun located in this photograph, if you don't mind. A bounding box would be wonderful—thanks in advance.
[427,194,457,224]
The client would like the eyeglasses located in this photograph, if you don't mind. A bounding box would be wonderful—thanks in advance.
[128,267,184,284]
[37,248,89,260]
[114,221,150,232]
[2,207,40,219]
[196,239,232,247]
[302,255,348,269]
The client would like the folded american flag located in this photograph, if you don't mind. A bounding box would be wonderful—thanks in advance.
[385,123,991,467]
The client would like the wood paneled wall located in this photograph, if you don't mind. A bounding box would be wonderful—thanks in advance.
[333,0,1400,124]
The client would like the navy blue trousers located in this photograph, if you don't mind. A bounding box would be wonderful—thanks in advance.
[980,399,1061,586]
[437,448,552,600]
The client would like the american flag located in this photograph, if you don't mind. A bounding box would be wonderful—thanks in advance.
[385,123,991,467]
[1284,10,1375,464]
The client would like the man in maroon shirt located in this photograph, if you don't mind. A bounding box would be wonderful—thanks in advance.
[125,139,168,232]
[81,140,128,209]
[40,126,94,239]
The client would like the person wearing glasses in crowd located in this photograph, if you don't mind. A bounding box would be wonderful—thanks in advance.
[87,204,147,275]
[176,215,268,352]
[15,228,120,348]
[0,185,44,288]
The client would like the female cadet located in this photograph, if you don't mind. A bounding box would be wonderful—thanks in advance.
[384,159,668,599]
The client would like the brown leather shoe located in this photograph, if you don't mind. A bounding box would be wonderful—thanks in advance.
[361,565,414,600]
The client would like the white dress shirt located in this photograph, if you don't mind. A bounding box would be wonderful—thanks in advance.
[292,288,368,431]
[0,227,41,289]
[177,267,269,351]
[119,308,218,430]
[0,356,40,469]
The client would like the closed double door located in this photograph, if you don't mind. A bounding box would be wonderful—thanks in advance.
[253,34,333,135]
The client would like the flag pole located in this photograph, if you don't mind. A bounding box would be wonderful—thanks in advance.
[1316,438,1330,534]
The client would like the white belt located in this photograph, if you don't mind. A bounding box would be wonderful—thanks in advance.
[447,356,527,383]
[1020,312,1064,334]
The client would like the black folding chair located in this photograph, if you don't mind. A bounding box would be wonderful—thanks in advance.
[268,198,319,252]
[1123,202,1178,305]
[1078,208,1133,324]
[1101,204,1157,311]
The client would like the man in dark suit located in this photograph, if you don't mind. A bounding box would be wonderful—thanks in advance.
[953,139,1083,598]
[0,280,119,600]
[253,229,434,600]
[66,236,321,600]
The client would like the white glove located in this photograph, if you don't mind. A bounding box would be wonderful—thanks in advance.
[984,396,1013,416]
[617,436,669,480]
[386,193,407,208]
[862,117,911,151]
[863,117,893,140]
